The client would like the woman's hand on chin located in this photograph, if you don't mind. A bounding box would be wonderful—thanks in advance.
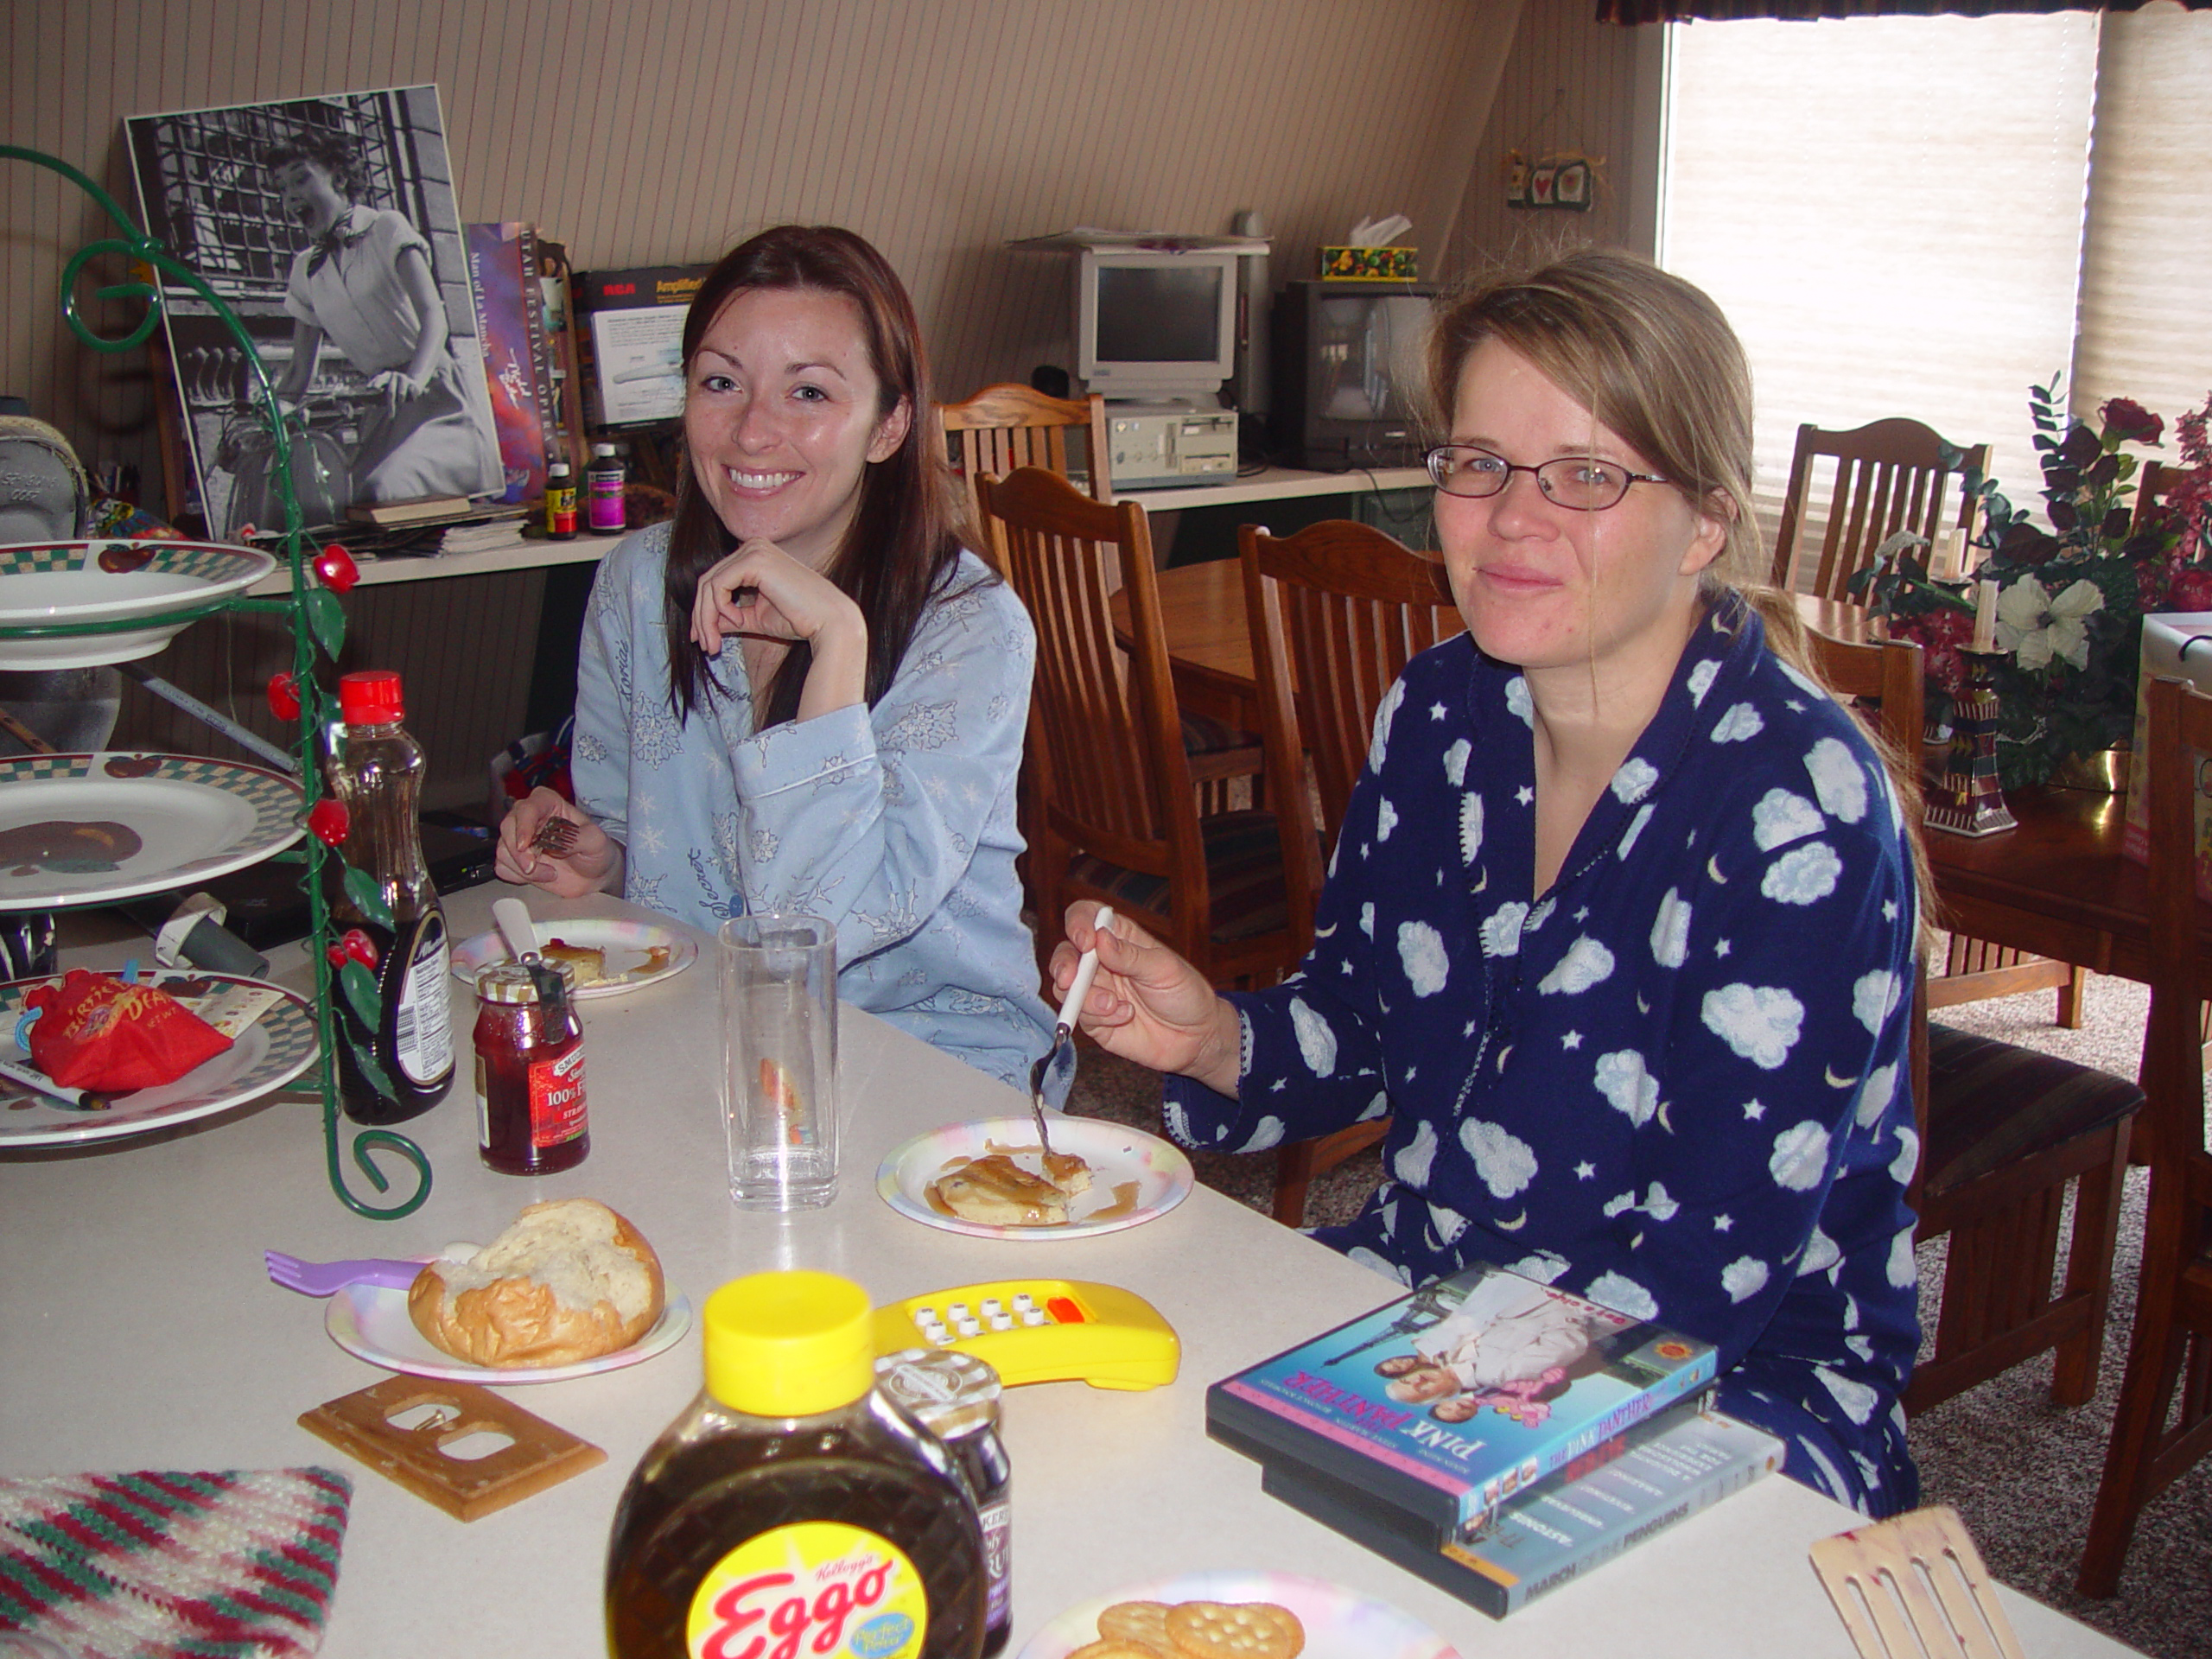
[494,786,621,897]
[1049,902,1244,1097]
[692,539,868,718]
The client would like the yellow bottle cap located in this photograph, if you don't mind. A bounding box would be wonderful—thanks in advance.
[702,1270,876,1416]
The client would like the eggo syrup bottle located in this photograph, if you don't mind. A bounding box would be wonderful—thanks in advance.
[606,1271,987,1659]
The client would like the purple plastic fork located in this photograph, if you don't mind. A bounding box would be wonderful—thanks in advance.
[264,1249,424,1297]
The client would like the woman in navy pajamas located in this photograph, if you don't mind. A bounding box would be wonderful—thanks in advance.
[1052,251,1923,1515]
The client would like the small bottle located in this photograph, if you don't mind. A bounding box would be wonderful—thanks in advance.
[875,1350,1012,1657]
[587,442,626,534]
[544,460,578,540]
[607,1271,988,1659]
[472,959,588,1175]
[325,670,456,1125]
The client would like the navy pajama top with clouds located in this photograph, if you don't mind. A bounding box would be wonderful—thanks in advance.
[1166,599,1923,1515]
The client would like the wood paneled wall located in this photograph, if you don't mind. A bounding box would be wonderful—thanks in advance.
[5,0,1523,489]
[1446,0,1660,276]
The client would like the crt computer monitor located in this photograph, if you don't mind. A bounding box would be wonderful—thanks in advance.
[1075,249,1239,400]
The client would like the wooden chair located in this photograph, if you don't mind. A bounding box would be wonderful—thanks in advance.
[1771,417,1987,601]
[1802,625,2141,1419]
[946,383,1259,812]
[938,381,1111,532]
[976,467,1303,992]
[1776,416,2084,1023]
[2132,459,2180,537]
[2076,674,2212,1597]
[1237,520,1462,1224]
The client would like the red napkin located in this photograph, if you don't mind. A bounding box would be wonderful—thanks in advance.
[23,969,232,1091]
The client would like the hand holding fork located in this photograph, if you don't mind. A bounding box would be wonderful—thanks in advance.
[495,789,611,895]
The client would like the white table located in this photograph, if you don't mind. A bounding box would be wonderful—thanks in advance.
[2,885,2142,1657]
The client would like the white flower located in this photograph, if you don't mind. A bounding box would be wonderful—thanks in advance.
[1994,575,2103,672]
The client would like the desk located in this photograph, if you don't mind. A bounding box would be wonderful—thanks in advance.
[0,883,2142,1657]
[1121,465,1430,514]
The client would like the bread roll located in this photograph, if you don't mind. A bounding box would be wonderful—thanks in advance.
[407,1198,664,1367]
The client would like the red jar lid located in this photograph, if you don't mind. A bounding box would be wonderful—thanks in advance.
[339,670,405,725]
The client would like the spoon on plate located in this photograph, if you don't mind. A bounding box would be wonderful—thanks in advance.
[1027,906,1114,1157]
[493,896,569,1020]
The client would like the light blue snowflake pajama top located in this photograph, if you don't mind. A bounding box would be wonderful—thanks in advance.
[1166,598,1923,1515]
[573,524,1056,1094]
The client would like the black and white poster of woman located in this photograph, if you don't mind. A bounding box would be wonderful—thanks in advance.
[127,85,503,540]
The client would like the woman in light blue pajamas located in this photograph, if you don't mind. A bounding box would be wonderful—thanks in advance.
[499,226,1053,1094]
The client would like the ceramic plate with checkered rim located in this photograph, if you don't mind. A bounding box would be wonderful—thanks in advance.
[0,538,277,670]
[0,968,317,1147]
[0,751,304,910]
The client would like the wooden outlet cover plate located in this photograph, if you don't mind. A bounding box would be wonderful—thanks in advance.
[300,1373,606,1522]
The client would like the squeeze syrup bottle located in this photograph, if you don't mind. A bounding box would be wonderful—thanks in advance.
[325,670,456,1124]
[606,1271,987,1659]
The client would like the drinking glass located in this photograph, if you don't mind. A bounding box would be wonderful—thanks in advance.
[717,912,837,1210]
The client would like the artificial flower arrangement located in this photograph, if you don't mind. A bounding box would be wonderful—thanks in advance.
[1850,380,2212,790]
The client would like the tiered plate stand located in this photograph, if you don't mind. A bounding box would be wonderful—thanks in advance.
[0,143,431,1218]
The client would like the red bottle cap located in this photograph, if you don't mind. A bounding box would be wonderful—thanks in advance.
[338,670,405,726]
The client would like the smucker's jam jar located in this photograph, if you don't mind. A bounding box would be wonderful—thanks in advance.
[606,1271,987,1659]
[472,959,588,1175]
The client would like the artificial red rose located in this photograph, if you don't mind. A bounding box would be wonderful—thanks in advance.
[312,543,359,594]
[266,671,301,722]
[306,797,350,847]
[2169,567,2212,611]
[2101,397,2164,446]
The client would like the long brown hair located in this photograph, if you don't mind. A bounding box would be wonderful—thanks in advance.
[1425,248,1933,929]
[662,225,972,727]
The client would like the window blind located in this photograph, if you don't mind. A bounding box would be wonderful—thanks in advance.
[2072,5,2212,432]
[1659,13,2098,547]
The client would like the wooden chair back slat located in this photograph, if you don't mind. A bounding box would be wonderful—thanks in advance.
[1239,519,1459,950]
[983,466,1269,969]
[2078,673,2212,1593]
[1773,417,1988,601]
[938,383,1111,550]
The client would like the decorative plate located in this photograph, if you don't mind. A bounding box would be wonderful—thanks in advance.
[1019,1570,1459,1659]
[0,539,277,670]
[449,916,697,1000]
[0,969,317,1147]
[0,752,304,912]
[877,1114,1194,1241]
[325,1281,693,1384]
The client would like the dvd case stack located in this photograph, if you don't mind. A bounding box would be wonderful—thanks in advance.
[1205,1262,1782,1618]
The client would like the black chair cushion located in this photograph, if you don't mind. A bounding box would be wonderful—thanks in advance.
[1924,1022,2145,1195]
[1066,809,1289,944]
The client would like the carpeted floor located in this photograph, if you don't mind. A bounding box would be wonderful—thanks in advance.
[1064,973,2209,1659]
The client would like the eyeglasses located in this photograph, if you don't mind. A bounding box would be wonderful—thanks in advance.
[1425,444,1669,512]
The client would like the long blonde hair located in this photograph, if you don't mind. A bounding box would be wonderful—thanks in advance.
[1424,248,1933,927]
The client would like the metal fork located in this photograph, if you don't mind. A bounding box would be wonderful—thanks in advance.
[264,1249,424,1297]
[531,817,581,856]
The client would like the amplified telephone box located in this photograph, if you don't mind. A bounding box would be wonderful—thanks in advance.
[573,264,712,429]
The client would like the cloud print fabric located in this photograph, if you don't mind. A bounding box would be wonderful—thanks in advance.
[1163,600,1921,1516]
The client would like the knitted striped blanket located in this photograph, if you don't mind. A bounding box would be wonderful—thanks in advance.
[0,1469,351,1658]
